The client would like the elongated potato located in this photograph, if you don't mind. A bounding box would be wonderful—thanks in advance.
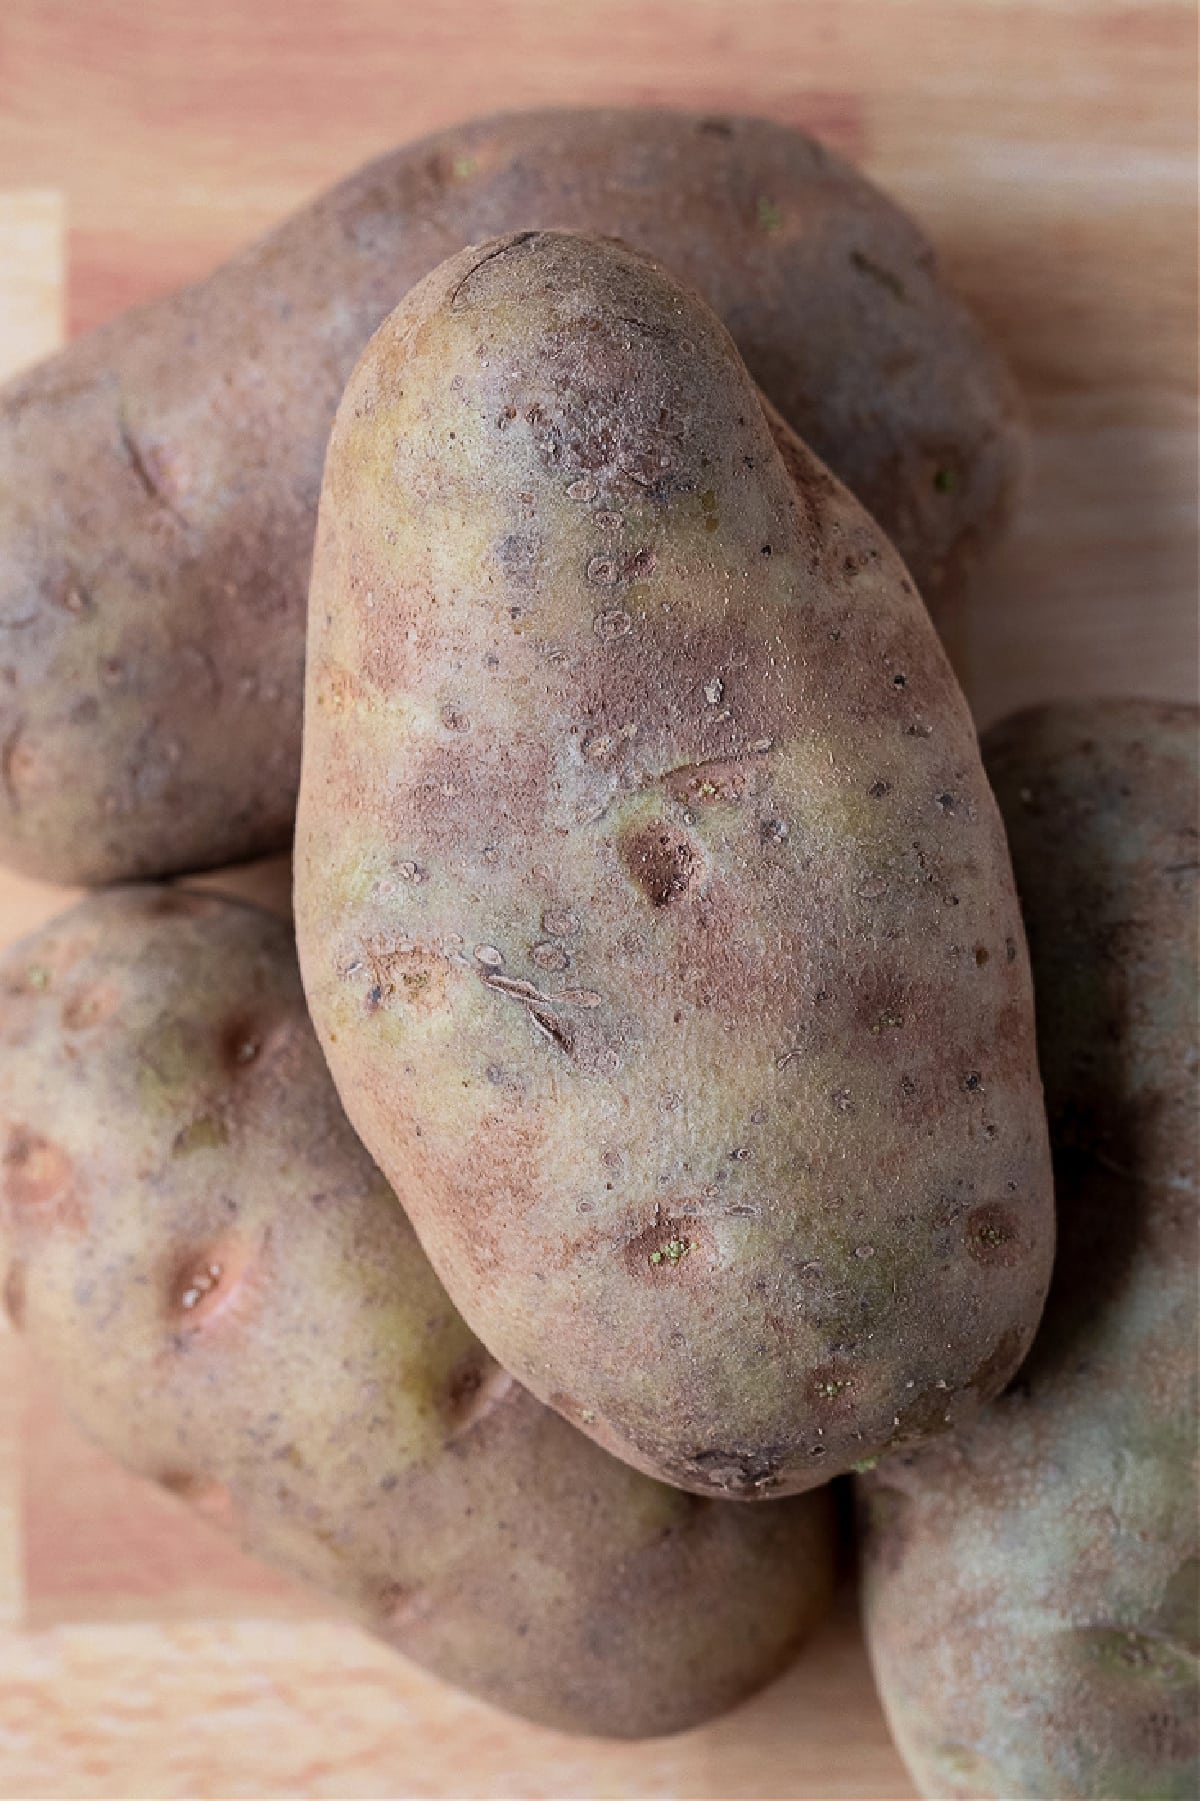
[861,700,1199,1799]
[295,231,1052,1500]
[0,107,1021,884]
[0,886,835,1739]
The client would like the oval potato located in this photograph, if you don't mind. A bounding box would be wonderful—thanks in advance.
[0,108,1021,883]
[0,886,835,1739]
[295,230,1053,1499]
[860,700,1199,1799]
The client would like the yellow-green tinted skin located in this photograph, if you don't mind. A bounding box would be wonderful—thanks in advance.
[0,108,1021,885]
[295,232,1053,1499]
[0,887,835,1739]
[861,700,1199,1798]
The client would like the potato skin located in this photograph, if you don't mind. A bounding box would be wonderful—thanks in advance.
[294,231,1052,1499]
[860,700,1199,1799]
[0,107,1021,884]
[0,887,836,1739]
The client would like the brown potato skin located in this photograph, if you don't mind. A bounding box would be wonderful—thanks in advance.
[0,887,836,1739]
[860,700,1199,1799]
[0,107,1021,884]
[294,231,1052,1500]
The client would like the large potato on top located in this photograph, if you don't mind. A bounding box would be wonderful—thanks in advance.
[861,700,1199,1799]
[0,887,835,1739]
[0,107,1021,885]
[295,231,1052,1499]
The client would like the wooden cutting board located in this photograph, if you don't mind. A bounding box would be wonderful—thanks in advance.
[0,2,1195,1794]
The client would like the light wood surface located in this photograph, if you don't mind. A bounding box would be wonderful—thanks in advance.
[0,2,1195,1795]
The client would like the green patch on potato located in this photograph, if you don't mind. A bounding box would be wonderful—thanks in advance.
[860,699,1199,1800]
[294,230,1052,1500]
[0,887,837,1739]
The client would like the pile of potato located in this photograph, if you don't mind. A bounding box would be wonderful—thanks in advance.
[0,110,1194,1794]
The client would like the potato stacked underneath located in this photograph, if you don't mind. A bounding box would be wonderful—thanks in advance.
[0,887,834,1739]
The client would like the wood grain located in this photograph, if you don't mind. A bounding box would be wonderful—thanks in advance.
[0,0,1195,1793]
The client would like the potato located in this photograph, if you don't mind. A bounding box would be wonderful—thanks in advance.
[860,700,1199,1799]
[0,107,1021,885]
[294,230,1052,1500]
[0,886,835,1740]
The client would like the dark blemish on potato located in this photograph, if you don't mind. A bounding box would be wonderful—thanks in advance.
[893,673,907,688]
[967,1203,1024,1267]
[624,1216,713,1279]
[869,780,891,798]
[2,1262,25,1330]
[975,945,990,967]
[61,984,119,1031]
[495,532,540,586]
[962,1071,983,1092]
[697,117,733,137]
[892,1385,954,1444]
[849,248,908,302]
[529,1005,576,1056]
[933,466,958,493]
[621,819,699,907]
[160,1471,237,1531]
[380,1583,437,1633]
[445,1354,518,1442]
[219,1017,262,1070]
[761,818,789,845]
[1,722,27,813]
[3,1128,73,1211]
[968,1326,1027,1398]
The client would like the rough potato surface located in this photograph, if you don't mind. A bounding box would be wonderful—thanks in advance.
[0,887,836,1739]
[861,700,1199,1799]
[0,107,1021,883]
[295,231,1052,1499]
